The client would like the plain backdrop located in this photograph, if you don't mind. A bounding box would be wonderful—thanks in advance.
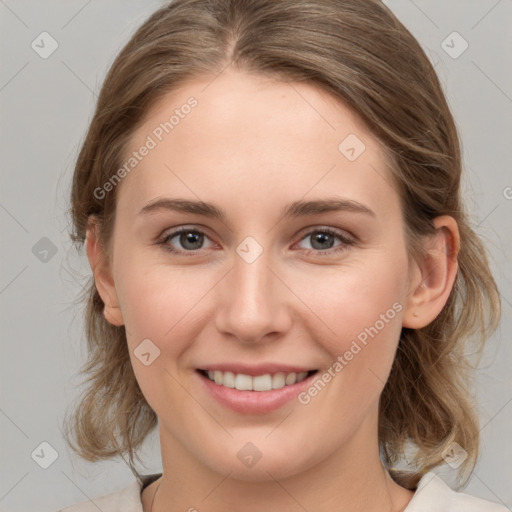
[1,1,511,511]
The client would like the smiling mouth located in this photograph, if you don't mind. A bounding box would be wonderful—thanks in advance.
[197,369,318,391]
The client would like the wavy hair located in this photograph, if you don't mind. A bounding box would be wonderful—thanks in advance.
[64,0,500,489]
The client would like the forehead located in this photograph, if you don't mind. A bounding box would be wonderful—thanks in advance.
[116,69,399,221]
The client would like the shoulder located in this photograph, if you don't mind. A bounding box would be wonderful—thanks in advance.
[405,472,509,512]
[57,474,161,512]
[58,481,142,512]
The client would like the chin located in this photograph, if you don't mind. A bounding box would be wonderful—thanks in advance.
[209,456,310,482]
[195,438,325,482]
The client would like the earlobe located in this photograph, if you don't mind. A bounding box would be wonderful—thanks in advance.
[402,216,459,329]
[104,304,124,327]
[85,218,124,327]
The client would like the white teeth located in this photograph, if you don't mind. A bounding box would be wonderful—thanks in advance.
[235,373,252,390]
[285,372,297,385]
[253,374,272,391]
[222,371,236,388]
[272,372,286,390]
[203,370,311,391]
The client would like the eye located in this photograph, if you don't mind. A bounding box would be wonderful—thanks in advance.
[295,227,355,254]
[157,227,214,254]
[157,226,355,256]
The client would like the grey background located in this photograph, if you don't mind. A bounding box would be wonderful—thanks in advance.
[0,1,511,511]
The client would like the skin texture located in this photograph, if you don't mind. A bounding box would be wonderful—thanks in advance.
[86,69,459,512]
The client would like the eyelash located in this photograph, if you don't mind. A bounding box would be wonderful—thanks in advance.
[156,226,355,256]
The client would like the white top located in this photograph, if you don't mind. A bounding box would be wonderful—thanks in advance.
[58,471,508,512]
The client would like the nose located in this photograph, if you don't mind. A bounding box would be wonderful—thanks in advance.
[214,243,292,345]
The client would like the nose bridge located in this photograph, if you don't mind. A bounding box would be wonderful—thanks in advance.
[215,237,290,343]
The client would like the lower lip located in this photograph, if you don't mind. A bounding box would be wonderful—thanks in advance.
[196,370,318,414]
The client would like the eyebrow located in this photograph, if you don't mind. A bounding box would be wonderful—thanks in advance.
[138,196,376,221]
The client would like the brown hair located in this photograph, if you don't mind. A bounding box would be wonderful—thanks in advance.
[65,0,500,489]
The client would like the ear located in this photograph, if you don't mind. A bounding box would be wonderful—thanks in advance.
[402,215,459,329]
[85,217,124,327]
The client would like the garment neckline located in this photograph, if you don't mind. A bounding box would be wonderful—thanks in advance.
[141,473,163,492]
[138,471,445,511]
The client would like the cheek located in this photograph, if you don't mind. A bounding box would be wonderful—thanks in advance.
[114,250,215,364]
[301,256,406,345]
[116,260,207,411]
[292,265,406,419]
[292,258,408,411]
[118,270,190,340]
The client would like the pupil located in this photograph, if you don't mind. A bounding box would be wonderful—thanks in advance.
[181,232,203,250]
[311,232,333,250]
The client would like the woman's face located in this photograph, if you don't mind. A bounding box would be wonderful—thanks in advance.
[99,69,420,480]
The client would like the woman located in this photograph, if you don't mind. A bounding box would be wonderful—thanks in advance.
[61,0,506,511]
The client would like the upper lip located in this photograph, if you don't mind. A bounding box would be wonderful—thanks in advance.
[197,363,317,376]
